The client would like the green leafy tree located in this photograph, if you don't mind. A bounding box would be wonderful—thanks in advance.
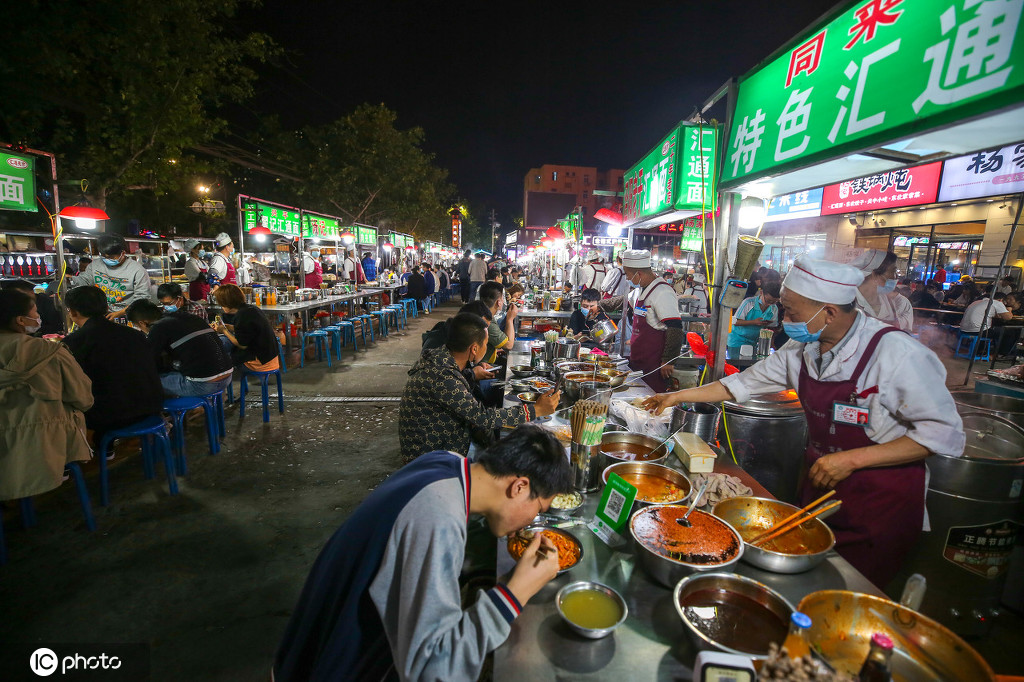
[269,104,455,243]
[0,0,272,212]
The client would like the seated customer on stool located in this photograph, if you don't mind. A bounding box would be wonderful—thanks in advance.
[567,287,610,338]
[125,300,233,397]
[212,284,281,372]
[62,285,164,451]
[274,424,572,682]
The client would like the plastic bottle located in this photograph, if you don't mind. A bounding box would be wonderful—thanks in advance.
[782,611,813,660]
[858,633,894,682]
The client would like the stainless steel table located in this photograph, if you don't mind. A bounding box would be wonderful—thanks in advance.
[209,293,369,349]
[494,348,882,681]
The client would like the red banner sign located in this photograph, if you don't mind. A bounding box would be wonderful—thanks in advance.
[451,217,462,248]
[821,162,941,215]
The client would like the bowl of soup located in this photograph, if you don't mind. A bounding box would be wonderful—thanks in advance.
[556,581,628,639]
[601,462,691,506]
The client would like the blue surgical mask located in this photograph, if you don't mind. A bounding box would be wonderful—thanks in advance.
[102,257,121,267]
[163,304,179,313]
[198,250,207,258]
[782,306,827,343]
[878,279,897,295]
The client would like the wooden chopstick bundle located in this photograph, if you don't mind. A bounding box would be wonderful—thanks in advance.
[571,400,607,446]
[750,496,842,547]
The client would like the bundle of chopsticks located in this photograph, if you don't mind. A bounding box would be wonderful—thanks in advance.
[571,400,607,447]
[748,490,842,547]
[544,330,559,343]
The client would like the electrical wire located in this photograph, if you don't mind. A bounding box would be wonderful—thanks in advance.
[36,196,67,300]
[545,353,688,419]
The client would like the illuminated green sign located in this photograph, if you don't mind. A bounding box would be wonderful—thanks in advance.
[623,122,718,227]
[356,226,377,244]
[302,214,340,239]
[722,0,1024,187]
[0,151,36,212]
[243,199,301,237]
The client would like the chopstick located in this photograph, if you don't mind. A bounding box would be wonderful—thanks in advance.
[751,501,842,547]
[746,490,835,545]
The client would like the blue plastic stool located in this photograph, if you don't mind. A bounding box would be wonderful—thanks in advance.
[955,331,991,361]
[322,325,344,361]
[164,396,220,477]
[203,390,226,440]
[401,298,418,319]
[278,337,288,373]
[386,304,406,329]
[0,463,95,565]
[240,368,284,422]
[300,330,331,368]
[338,320,360,351]
[97,416,178,507]
[370,311,390,337]
[384,305,403,330]
[351,314,375,343]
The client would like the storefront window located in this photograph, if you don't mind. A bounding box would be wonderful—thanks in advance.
[761,233,828,273]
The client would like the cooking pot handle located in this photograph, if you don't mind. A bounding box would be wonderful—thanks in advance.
[900,573,927,612]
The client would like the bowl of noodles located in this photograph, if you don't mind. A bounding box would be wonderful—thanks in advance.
[506,526,583,574]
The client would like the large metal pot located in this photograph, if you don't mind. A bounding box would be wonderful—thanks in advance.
[599,432,671,467]
[711,496,834,574]
[673,572,794,659]
[894,412,1024,637]
[797,590,995,680]
[554,337,580,360]
[723,390,807,504]
[629,505,744,588]
[601,461,691,507]
[951,390,1024,429]
[670,402,721,443]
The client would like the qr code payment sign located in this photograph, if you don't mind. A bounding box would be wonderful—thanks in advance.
[606,489,626,522]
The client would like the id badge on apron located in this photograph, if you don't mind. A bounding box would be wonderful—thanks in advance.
[633,303,647,319]
[832,401,870,427]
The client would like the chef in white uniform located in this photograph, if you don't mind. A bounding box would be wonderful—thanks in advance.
[851,249,914,332]
[600,254,627,299]
[643,255,964,587]
[577,250,607,291]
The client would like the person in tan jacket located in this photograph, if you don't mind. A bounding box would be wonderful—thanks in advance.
[0,289,94,500]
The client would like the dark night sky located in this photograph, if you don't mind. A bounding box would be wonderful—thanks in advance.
[237,0,829,223]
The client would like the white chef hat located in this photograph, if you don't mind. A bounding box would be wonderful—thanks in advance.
[783,256,862,304]
[621,249,651,269]
[849,248,887,274]
[214,232,233,249]
[587,249,602,261]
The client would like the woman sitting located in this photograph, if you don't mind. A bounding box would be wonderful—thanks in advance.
[0,289,94,500]
[213,284,280,372]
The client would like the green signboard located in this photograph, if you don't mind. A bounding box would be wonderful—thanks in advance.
[722,0,1024,187]
[243,199,301,237]
[356,226,377,245]
[302,214,340,239]
[680,225,704,252]
[623,122,718,227]
[0,151,37,212]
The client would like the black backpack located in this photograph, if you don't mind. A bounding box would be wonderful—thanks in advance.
[421,319,450,351]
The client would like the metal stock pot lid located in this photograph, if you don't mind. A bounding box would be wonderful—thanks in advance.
[724,390,803,416]
[957,412,1024,462]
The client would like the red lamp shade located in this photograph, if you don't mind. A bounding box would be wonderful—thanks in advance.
[594,207,623,225]
[249,225,272,236]
[340,230,355,242]
[59,206,109,221]
[545,226,565,240]
[541,237,554,248]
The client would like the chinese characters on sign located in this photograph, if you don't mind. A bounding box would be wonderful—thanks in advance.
[939,141,1024,200]
[892,235,930,246]
[943,520,1020,579]
[765,187,825,222]
[0,152,37,213]
[624,123,718,227]
[243,200,301,237]
[355,226,377,245]
[302,214,340,239]
[451,217,462,248]
[821,162,941,214]
[722,0,1024,186]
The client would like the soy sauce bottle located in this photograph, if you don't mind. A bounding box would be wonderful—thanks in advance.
[858,632,894,681]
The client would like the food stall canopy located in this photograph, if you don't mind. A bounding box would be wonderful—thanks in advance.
[721,0,1024,198]
[302,212,342,240]
[622,121,719,229]
[354,225,377,246]
[241,196,302,237]
[0,151,37,213]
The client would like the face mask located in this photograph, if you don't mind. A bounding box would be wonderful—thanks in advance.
[879,279,897,294]
[163,304,179,313]
[22,316,42,334]
[102,257,121,267]
[782,306,827,343]
[198,250,207,258]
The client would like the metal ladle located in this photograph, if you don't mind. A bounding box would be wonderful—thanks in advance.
[677,478,711,527]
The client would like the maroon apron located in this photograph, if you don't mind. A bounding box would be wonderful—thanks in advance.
[187,258,210,301]
[628,281,673,392]
[304,259,323,289]
[798,326,925,588]
[214,253,237,285]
